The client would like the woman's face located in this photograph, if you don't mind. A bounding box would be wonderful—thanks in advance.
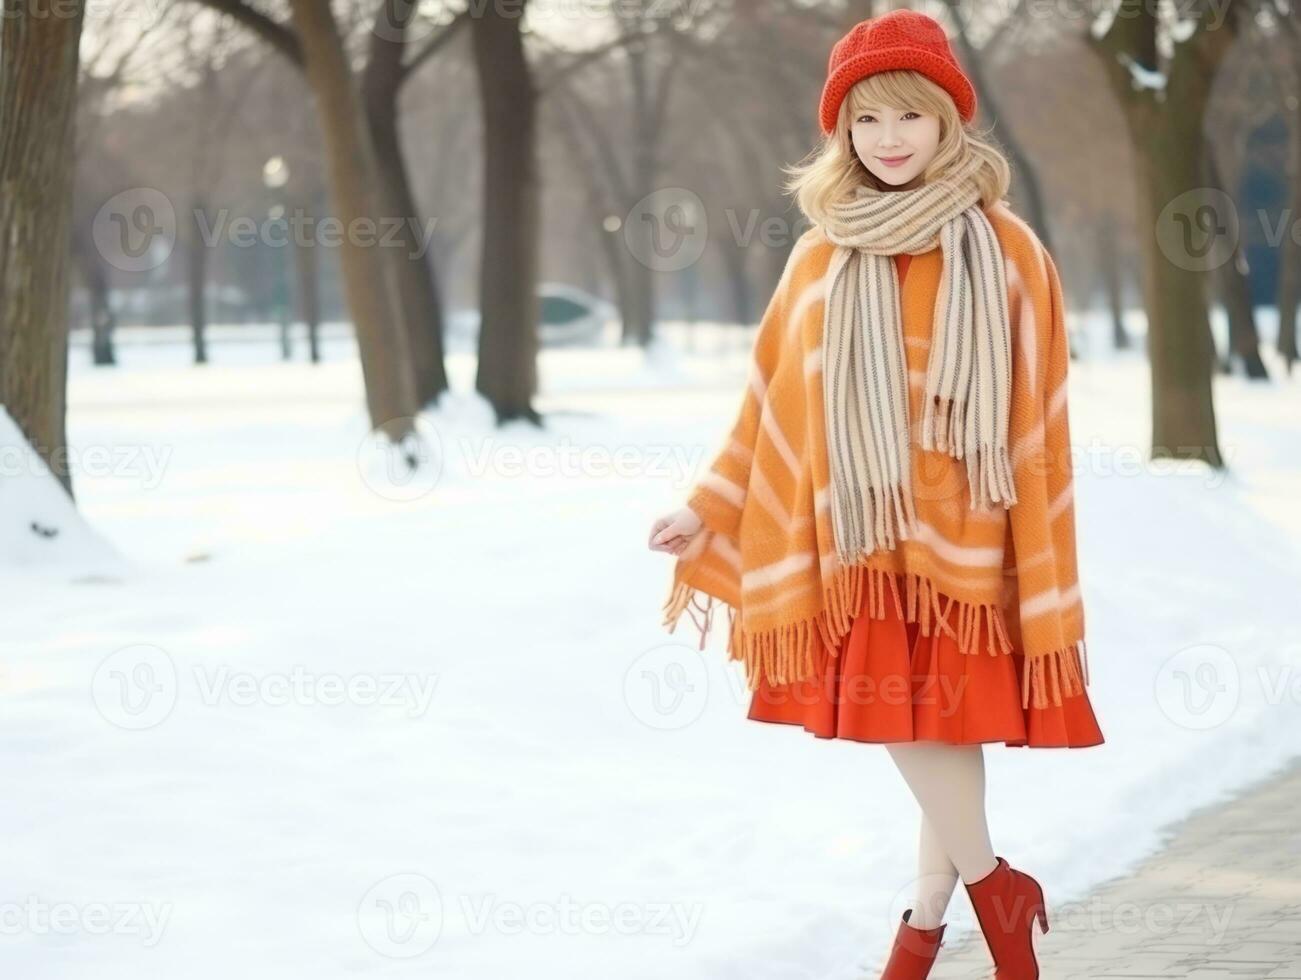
[849,103,941,192]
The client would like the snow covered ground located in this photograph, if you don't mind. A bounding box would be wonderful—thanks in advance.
[3,312,1300,979]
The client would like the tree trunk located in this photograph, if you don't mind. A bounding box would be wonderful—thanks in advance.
[1278,198,1300,372]
[1133,134,1223,464]
[720,243,751,326]
[294,191,323,364]
[1216,247,1268,377]
[188,197,210,364]
[1275,138,1300,374]
[1203,141,1266,378]
[620,253,654,346]
[362,0,450,408]
[548,83,642,348]
[1097,215,1130,350]
[1274,17,1301,375]
[0,0,85,497]
[71,221,116,365]
[287,0,416,439]
[621,30,662,346]
[364,104,449,406]
[1089,0,1229,466]
[471,4,540,423]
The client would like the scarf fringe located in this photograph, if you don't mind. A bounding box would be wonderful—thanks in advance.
[833,481,920,567]
[662,565,1021,694]
[922,396,1018,511]
[921,392,964,458]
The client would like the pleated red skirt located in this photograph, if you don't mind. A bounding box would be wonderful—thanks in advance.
[746,571,1104,748]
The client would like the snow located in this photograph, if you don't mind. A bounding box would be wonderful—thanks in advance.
[1169,16,1198,42]
[0,407,123,574]
[1089,3,1116,41]
[4,310,1301,978]
[1118,52,1167,93]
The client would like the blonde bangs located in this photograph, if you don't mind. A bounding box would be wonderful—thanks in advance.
[783,69,1011,230]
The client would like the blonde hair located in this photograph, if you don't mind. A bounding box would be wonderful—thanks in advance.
[784,69,1011,229]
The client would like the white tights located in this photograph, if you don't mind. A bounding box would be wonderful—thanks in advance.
[885,741,1000,930]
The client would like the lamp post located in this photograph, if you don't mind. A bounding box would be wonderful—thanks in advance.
[262,155,292,359]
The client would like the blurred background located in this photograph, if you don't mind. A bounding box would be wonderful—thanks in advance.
[2,0,1300,978]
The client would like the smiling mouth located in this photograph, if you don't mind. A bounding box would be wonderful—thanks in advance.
[877,154,912,165]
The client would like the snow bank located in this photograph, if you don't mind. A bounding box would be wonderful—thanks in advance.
[0,406,122,574]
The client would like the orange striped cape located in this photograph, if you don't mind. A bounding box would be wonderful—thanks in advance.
[661,200,1091,710]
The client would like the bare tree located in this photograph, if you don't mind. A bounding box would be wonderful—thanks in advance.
[1203,137,1268,378]
[470,1,540,422]
[0,0,87,497]
[360,1,466,406]
[178,20,270,364]
[75,7,178,365]
[538,0,790,344]
[188,0,421,437]
[1087,0,1236,466]
[1271,5,1301,372]
[942,0,1055,253]
[1096,214,1132,349]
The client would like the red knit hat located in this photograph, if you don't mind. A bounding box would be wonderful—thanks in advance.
[818,10,978,135]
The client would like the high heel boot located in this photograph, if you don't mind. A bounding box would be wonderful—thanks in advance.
[880,907,947,979]
[963,855,1050,979]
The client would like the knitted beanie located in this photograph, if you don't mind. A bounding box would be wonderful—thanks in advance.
[818,10,977,135]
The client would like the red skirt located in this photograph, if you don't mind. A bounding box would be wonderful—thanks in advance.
[746,572,1104,748]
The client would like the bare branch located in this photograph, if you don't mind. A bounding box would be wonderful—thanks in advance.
[534,28,647,95]
[187,0,303,67]
[399,7,470,81]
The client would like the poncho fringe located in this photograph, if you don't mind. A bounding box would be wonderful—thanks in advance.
[663,562,1086,710]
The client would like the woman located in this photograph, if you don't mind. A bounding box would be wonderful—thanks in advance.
[647,11,1103,979]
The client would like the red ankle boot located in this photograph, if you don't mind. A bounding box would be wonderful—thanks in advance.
[880,907,947,979]
[963,855,1049,979]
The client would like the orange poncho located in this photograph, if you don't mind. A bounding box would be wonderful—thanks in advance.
[662,201,1091,710]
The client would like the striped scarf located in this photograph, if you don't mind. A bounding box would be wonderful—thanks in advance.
[820,155,1016,564]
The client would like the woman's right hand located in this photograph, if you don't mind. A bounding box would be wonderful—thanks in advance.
[648,506,704,556]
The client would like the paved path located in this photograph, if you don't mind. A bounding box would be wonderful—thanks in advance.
[925,755,1301,978]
